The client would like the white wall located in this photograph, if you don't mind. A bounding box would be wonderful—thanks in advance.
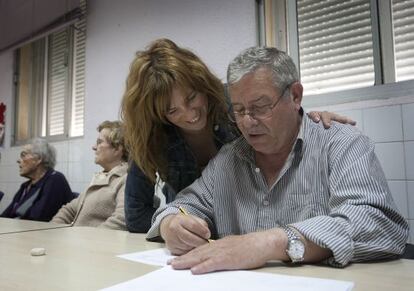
[0,0,257,211]
[84,0,257,136]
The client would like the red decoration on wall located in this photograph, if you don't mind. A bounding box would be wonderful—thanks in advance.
[0,102,5,124]
[0,102,5,146]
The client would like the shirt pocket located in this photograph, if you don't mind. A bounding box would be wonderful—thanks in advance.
[279,192,329,225]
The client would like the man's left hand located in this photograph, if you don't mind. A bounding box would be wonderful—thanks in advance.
[169,230,288,274]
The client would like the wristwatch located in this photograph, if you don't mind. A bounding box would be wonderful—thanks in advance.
[282,226,305,263]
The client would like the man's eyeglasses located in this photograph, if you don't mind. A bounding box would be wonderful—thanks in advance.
[228,84,291,122]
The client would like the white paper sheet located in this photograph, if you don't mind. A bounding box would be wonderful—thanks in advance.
[117,248,175,266]
[101,265,354,291]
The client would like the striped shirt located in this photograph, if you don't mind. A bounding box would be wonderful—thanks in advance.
[147,114,409,266]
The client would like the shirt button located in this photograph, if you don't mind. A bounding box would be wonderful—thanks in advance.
[263,199,269,206]
[214,125,219,131]
[255,167,260,173]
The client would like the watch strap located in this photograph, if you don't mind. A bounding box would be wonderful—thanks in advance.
[282,225,299,241]
[282,225,305,263]
[282,225,300,240]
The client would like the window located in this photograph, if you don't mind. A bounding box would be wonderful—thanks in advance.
[296,0,375,95]
[393,0,414,82]
[259,0,414,106]
[13,4,86,144]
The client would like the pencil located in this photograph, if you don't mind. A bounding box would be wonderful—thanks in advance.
[178,206,189,216]
[178,206,214,243]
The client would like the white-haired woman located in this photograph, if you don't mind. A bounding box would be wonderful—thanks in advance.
[1,138,73,221]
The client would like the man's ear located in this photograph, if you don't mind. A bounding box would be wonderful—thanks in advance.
[290,82,303,110]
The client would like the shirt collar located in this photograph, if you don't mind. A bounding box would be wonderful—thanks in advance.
[294,107,305,157]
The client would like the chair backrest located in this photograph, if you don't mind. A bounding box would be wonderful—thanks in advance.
[72,192,80,199]
[401,243,414,260]
[0,191,4,202]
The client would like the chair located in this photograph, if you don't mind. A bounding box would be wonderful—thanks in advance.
[72,192,80,199]
[401,243,414,259]
[0,191,4,202]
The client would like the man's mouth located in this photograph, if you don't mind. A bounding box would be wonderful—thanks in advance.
[248,132,264,136]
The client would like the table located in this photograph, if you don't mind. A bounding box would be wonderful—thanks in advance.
[0,217,69,234]
[0,224,413,291]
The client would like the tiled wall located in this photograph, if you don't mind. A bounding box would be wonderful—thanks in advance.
[336,102,414,243]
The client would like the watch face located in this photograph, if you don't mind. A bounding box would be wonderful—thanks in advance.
[288,239,305,260]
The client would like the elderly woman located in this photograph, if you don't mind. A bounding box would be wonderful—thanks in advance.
[1,138,73,221]
[51,121,128,230]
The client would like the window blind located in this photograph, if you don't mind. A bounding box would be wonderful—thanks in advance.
[70,0,86,137]
[47,29,70,136]
[393,0,414,81]
[297,0,375,95]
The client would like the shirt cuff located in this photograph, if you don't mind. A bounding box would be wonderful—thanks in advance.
[146,207,180,241]
[290,215,354,267]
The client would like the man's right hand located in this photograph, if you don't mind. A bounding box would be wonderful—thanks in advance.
[159,213,212,255]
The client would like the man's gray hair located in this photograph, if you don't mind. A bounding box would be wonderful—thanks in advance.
[29,138,56,169]
[227,47,299,90]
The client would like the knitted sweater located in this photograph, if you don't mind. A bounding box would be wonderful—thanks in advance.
[52,163,127,230]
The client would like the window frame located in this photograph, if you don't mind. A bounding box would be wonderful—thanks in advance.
[12,25,84,146]
[259,0,414,108]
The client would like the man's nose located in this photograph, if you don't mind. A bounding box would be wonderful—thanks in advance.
[241,114,259,128]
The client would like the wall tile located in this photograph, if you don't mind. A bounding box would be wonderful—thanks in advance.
[52,141,69,162]
[402,103,414,141]
[68,162,89,183]
[54,162,69,178]
[409,220,414,244]
[68,160,99,184]
[0,188,12,213]
[1,147,21,165]
[408,181,414,220]
[83,162,100,182]
[0,164,23,183]
[3,164,22,183]
[9,182,21,196]
[405,142,414,180]
[375,142,406,180]
[69,139,92,162]
[0,167,6,183]
[336,109,364,132]
[388,181,408,218]
[1,182,21,212]
[69,182,87,195]
[363,105,403,142]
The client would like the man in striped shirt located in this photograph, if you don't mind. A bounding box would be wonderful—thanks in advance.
[147,47,409,274]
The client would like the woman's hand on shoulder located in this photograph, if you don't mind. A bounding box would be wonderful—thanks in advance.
[308,111,356,129]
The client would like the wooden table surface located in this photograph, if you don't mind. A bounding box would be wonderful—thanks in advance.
[0,221,413,291]
[0,217,69,234]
